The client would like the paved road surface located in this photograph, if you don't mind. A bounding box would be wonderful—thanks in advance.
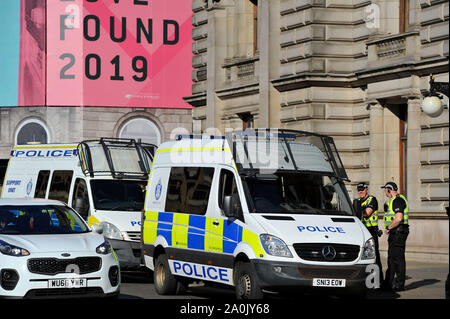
[119,258,448,299]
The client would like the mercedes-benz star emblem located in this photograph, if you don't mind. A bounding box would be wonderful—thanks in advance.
[322,245,336,261]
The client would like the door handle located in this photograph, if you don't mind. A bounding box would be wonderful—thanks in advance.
[213,220,220,226]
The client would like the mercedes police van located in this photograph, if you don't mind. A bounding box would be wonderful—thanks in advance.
[2,138,154,269]
[141,129,376,298]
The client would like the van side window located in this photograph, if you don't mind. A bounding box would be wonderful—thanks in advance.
[48,170,73,203]
[218,169,242,216]
[72,178,90,218]
[34,170,50,198]
[165,167,214,215]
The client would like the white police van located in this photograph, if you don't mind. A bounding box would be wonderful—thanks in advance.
[141,129,376,298]
[2,138,154,269]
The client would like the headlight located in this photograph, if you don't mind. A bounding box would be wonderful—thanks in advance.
[0,240,30,257]
[362,238,376,260]
[96,240,112,255]
[100,222,124,240]
[260,234,293,258]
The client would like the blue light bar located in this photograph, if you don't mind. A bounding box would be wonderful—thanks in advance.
[234,131,297,140]
[176,134,225,141]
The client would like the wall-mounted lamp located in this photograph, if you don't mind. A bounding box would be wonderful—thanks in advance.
[421,75,449,118]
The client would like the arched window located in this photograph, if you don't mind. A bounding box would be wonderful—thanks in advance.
[119,118,161,145]
[15,119,49,145]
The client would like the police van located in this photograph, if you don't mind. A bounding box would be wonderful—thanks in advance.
[2,138,154,269]
[141,129,376,298]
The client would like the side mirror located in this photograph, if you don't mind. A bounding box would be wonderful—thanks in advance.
[74,198,85,209]
[223,195,233,217]
[74,198,86,212]
[223,195,241,218]
[74,198,90,216]
[91,224,103,234]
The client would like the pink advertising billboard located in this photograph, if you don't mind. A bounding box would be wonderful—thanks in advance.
[15,0,193,108]
[17,0,46,106]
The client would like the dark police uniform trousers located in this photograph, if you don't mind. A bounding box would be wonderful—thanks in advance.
[384,194,409,290]
[386,224,409,290]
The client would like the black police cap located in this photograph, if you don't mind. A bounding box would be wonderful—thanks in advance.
[381,182,398,191]
[356,182,368,191]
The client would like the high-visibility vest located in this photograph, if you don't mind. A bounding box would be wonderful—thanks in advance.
[361,196,378,227]
[383,194,409,227]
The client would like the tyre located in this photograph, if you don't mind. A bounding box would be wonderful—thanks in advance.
[234,261,263,299]
[153,254,187,295]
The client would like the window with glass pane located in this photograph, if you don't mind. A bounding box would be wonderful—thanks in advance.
[48,170,73,203]
[165,167,214,215]
[16,122,48,145]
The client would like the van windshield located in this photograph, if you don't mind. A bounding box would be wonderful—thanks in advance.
[90,180,146,211]
[0,205,89,235]
[243,172,352,216]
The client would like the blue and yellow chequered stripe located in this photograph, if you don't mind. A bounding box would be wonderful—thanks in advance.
[143,211,265,257]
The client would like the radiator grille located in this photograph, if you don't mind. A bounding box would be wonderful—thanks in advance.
[127,231,141,242]
[293,243,360,262]
[27,257,102,275]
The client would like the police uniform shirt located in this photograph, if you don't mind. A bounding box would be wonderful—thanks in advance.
[355,196,378,219]
[391,196,407,215]
[363,195,378,216]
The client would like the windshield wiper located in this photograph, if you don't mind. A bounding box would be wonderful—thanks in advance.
[321,210,351,216]
[281,134,299,171]
[289,203,324,214]
[109,205,142,211]
[279,209,315,214]
[0,230,21,234]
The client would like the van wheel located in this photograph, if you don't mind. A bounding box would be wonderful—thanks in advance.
[234,261,263,299]
[153,254,186,295]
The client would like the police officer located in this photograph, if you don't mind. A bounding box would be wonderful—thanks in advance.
[381,181,409,291]
[353,183,383,283]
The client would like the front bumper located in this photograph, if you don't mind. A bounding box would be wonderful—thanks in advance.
[109,239,141,269]
[251,259,370,292]
[0,253,120,299]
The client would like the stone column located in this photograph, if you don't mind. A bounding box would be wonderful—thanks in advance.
[382,103,401,188]
[205,1,228,132]
[369,102,386,203]
[0,108,12,159]
[407,0,421,33]
[0,109,10,141]
[257,0,280,128]
[405,95,422,212]
[368,0,400,38]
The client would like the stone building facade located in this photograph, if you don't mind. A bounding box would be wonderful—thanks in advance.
[185,0,449,261]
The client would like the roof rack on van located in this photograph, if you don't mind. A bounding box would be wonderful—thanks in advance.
[229,130,297,140]
[77,138,155,180]
[225,129,349,182]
